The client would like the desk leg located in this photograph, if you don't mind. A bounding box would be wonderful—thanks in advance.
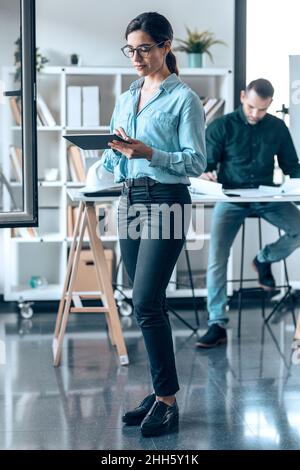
[53,206,87,367]
[86,205,129,366]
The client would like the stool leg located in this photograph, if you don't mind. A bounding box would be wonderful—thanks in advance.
[280,228,297,327]
[258,218,266,320]
[238,222,245,338]
[184,245,200,328]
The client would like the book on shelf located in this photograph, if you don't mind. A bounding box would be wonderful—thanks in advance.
[67,206,88,238]
[12,227,39,239]
[37,113,43,127]
[68,145,86,182]
[199,97,225,125]
[36,94,56,127]
[67,204,114,239]
[9,145,23,181]
[205,98,225,124]
[9,97,22,125]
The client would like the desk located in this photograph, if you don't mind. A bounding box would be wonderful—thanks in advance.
[67,189,300,205]
[52,189,129,367]
[190,193,300,204]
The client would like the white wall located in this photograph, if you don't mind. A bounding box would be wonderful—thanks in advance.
[35,0,234,68]
[0,0,235,294]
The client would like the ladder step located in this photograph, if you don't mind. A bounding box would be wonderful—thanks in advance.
[70,307,108,313]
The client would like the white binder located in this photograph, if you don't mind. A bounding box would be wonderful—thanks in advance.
[82,86,100,127]
[67,86,82,127]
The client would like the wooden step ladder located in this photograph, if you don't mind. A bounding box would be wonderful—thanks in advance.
[53,200,129,367]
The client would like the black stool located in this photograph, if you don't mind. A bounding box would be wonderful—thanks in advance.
[232,216,296,337]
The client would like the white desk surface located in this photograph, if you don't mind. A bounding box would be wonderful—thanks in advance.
[67,188,300,204]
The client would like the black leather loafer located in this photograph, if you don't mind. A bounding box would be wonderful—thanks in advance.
[122,393,156,426]
[141,400,179,437]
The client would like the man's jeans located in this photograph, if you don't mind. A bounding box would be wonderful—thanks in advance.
[207,202,300,327]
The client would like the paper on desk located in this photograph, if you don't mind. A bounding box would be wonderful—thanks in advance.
[223,179,300,198]
[280,178,300,195]
[189,178,228,198]
[225,187,281,197]
[252,179,300,197]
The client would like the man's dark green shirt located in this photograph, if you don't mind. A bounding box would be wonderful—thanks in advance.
[206,106,300,188]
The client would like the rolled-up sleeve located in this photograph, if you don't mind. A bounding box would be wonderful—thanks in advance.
[102,102,122,173]
[149,94,207,177]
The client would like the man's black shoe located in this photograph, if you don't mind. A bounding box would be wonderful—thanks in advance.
[141,400,179,437]
[122,393,156,426]
[196,324,227,348]
[252,256,276,291]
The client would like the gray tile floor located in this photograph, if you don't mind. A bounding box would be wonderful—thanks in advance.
[0,304,299,450]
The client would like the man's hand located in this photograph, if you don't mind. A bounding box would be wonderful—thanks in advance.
[108,127,153,161]
[200,171,218,182]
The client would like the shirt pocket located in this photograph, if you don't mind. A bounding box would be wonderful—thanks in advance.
[115,112,130,132]
[152,110,179,129]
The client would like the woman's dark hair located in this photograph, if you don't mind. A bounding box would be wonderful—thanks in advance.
[125,12,179,75]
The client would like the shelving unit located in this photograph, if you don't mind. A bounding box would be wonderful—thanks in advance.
[1,65,234,304]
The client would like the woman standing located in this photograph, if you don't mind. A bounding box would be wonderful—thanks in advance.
[102,11,206,437]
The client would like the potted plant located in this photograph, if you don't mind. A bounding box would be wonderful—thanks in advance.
[174,27,226,68]
[14,37,49,83]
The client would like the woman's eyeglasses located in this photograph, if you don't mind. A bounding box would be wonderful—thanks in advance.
[121,41,165,58]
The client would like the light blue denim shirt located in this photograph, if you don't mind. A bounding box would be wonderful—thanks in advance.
[102,73,207,184]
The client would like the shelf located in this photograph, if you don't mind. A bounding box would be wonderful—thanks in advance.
[180,67,232,76]
[4,65,232,78]
[66,182,85,188]
[6,284,62,301]
[119,287,208,299]
[61,66,232,76]
[65,126,110,132]
[11,233,64,243]
[37,126,63,131]
[168,288,208,298]
[66,235,118,243]
[38,181,64,187]
[11,126,63,131]
[186,233,211,241]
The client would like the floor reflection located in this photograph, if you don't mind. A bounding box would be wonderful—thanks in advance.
[0,307,299,449]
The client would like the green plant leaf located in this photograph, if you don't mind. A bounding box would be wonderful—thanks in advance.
[174,28,226,56]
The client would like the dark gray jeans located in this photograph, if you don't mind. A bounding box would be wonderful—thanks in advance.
[118,181,191,396]
[207,201,300,327]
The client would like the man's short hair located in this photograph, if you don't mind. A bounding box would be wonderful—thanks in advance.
[246,79,274,99]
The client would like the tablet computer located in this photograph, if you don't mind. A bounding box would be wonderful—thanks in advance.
[63,133,127,150]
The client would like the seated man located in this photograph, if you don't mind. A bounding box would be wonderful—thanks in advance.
[196,78,300,348]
